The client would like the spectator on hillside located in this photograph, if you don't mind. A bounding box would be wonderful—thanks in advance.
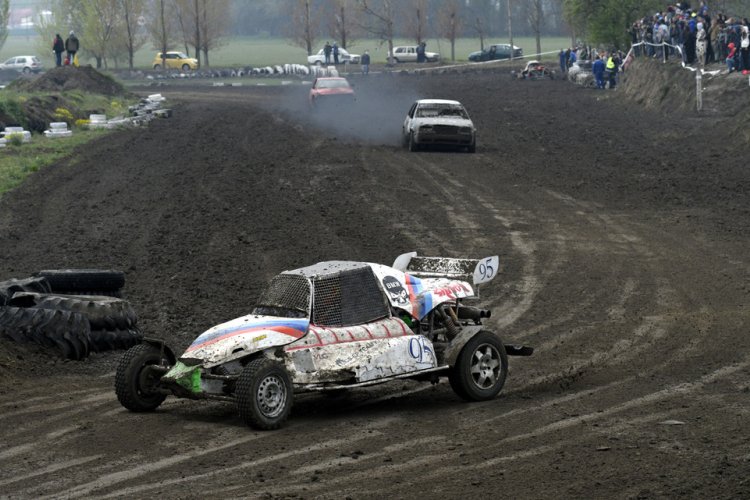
[52,34,64,67]
[65,30,79,65]
[593,55,605,88]
[684,23,697,63]
[361,50,370,75]
[558,48,566,73]
[332,41,339,64]
[726,42,737,71]
[708,18,720,62]
[740,29,749,73]
[324,42,332,64]
[696,22,707,65]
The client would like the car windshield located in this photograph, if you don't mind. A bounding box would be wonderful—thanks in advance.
[177,53,189,59]
[416,104,468,119]
[251,274,310,319]
[317,79,350,89]
[3,58,13,64]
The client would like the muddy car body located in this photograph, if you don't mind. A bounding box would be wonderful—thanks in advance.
[115,254,532,429]
[402,99,476,153]
[513,60,556,80]
[308,77,355,110]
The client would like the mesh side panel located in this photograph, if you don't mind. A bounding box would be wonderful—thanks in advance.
[255,274,310,313]
[312,275,342,327]
[313,267,388,327]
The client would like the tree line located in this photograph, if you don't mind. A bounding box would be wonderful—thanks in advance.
[280,0,571,62]
[33,0,232,69]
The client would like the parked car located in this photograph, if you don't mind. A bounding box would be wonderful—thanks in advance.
[152,52,198,70]
[387,46,440,63]
[308,48,361,65]
[402,99,476,153]
[115,254,532,429]
[308,77,355,110]
[0,56,43,74]
[468,44,523,62]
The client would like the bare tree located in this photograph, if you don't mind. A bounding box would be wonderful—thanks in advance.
[326,0,363,49]
[525,0,544,58]
[146,0,177,70]
[282,0,323,56]
[356,0,398,63]
[403,0,429,44]
[507,0,514,60]
[119,0,147,69]
[78,0,120,68]
[436,0,462,61]
[171,0,192,56]
[0,0,10,53]
[198,0,231,66]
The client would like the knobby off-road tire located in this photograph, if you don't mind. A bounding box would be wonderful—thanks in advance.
[236,358,293,430]
[448,331,508,401]
[0,306,91,360]
[37,270,125,293]
[115,343,168,412]
[0,277,51,306]
[9,293,137,330]
[58,290,123,299]
[409,132,419,152]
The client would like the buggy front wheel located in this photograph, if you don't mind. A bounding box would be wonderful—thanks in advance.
[115,343,168,412]
[448,331,508,401]
[236,358,293,430]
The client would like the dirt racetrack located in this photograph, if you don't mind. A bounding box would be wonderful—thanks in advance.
[1,66,749,499]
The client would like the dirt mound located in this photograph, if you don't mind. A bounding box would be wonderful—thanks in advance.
[620,58,750,143]
[25,65,133,97]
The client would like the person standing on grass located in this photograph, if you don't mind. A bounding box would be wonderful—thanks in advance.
[361,50,370,75]
[53,34,64,67]
[65,30,79,66]
[558,48,566,73]
[324,41,332,64]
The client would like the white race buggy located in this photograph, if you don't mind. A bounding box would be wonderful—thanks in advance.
[115,253,533,429]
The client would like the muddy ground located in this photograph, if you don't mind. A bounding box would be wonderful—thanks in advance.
[0,64,749,499]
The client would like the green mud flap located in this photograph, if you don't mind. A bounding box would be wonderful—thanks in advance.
[163,361,202,394]
[505,345,534,356]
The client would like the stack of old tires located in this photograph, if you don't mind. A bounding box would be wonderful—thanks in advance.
[0,270,141,360]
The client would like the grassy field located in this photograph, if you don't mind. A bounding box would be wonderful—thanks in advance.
[0,35,574,70]
[0,91,141,199]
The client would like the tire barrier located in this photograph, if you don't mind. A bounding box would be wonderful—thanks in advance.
[37,269,125,292]
[0,306,92,360]
[0,269,141,360]
[0,277,52,306]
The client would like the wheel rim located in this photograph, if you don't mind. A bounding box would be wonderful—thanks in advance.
[470,343,501,389]
[256,374,287,418]
[136,363,162,402]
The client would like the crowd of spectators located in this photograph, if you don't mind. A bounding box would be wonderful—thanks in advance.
[627,2,750,73]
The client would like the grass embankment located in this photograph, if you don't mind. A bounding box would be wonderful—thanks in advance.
[0,90,139,198]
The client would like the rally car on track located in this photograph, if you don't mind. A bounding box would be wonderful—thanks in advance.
[402,99,476,153]
[308,77,355,111]
[115,253,533,430]
[511,60,556,80]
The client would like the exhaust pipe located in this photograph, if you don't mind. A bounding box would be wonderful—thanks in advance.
[457,306,491,322]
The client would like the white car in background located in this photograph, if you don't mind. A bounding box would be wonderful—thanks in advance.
[388,46,440,63]
[307,48,361,65]
[402,99,476,153]
[0,56,43,74]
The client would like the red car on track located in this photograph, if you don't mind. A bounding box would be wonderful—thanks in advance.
[308,77,355,110]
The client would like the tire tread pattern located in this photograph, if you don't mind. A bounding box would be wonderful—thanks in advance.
[115,343,167,412]
[236,358,293,430]
[37,270,125,292]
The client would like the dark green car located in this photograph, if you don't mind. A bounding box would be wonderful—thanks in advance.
[468,44,523,62]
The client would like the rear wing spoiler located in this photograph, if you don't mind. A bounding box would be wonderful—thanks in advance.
[392,252,499,293]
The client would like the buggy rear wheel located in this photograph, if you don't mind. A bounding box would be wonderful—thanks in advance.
[236,358,293,430]
[448,331,508,401]
[115,343,168,411]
